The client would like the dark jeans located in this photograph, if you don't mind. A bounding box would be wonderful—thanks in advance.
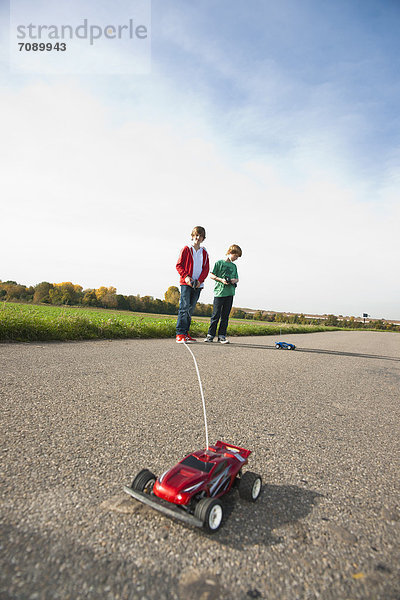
[208,295,234,338]
[176,285,201,335]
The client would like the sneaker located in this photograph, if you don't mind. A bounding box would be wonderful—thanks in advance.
[204,335,214,342]
[176,334,186,343]
[185,333,197,342]
[218,336,229,344]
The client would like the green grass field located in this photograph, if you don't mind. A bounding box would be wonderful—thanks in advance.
[0,302,337,342]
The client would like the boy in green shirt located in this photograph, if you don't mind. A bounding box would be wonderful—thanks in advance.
[204,244,242,344]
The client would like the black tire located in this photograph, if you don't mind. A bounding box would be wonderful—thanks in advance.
[239,471,262,502]
[131,469,156,493]
[194,498,224,533]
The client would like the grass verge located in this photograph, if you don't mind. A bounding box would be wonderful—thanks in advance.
[0,303,337,342]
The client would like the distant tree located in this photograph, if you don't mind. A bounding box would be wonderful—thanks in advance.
[49,282,83,305]
[193,302,212,317]
[116,294,130,310]
[127,294,141,312]
[153,298,165,314]
[102,292,118,309]
[140,296,154,312]
[33,282,53,304]
[230,308,246,319]
[325,314,339,326]
[82,289,98,306]
[95,286,117,302]
[288,314,300,324]
[370,320,385,330]
[2,283,27,300]
[164,286,180,306]
[48,288,61,304]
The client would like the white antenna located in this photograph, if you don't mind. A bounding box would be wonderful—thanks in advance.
[183,342,209,450]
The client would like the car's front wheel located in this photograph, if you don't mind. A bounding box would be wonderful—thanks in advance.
[239,471,262,502]
[131,469,156,494]
[194,498,224,533]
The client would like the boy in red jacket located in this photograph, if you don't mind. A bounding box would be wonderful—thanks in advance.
[175,226,210,343]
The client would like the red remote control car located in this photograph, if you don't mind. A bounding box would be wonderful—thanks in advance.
[124,440,262,533]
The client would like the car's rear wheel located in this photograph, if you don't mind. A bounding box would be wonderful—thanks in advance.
[131,469,156,494]
[239,471,262,502]
[194,498,223,533]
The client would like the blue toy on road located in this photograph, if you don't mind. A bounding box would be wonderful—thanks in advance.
[275,341,296,350]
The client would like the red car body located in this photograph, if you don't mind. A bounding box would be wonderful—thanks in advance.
[124,440,262,532]
[153,440,251,506]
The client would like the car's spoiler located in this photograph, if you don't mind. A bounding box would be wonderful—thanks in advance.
[213,440,251,459]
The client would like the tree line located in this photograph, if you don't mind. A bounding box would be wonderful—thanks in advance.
[239,309,399,331]
[0,279,398,331]
[0,280,213,317]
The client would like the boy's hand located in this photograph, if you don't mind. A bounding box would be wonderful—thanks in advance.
[185,276,193,286]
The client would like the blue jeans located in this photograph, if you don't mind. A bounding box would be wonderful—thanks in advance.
[207,295,234,338]
[176,285,201,335]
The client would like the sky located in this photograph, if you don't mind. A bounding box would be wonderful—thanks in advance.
[1,0,399,319]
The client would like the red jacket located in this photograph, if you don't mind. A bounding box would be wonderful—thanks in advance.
[176,246,210,286]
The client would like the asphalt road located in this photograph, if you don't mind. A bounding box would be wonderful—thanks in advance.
[1,331,399,600]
